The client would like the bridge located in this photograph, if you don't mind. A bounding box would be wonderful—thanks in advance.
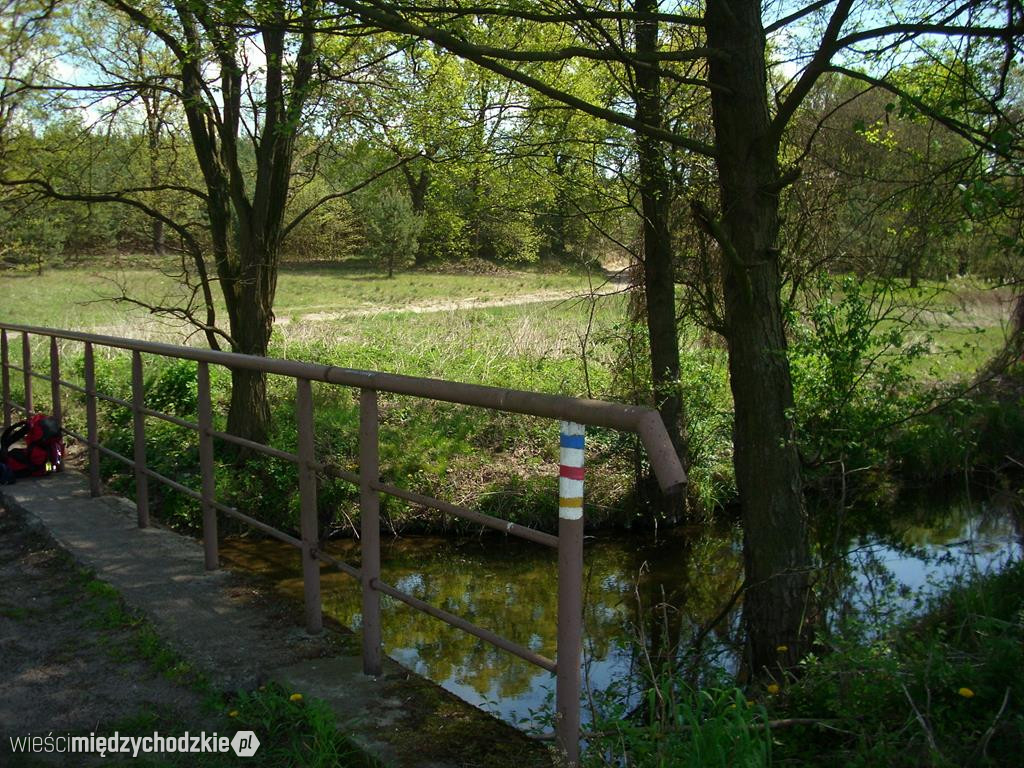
[0,322,686,765]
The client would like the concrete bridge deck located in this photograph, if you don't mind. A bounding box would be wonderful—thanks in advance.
[0,470,551,767]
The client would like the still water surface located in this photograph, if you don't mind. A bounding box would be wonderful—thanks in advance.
[219,489,1021,728]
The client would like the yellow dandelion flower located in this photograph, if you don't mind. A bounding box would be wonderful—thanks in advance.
[289,693,304,703]
[957,687,975,698]
[766,683,780,695]
[776,645,789,652]
[228,710,239,718]
[746,700,754,708]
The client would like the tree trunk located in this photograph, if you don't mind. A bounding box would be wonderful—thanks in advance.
[218,210,277,443]
[404,165,433,267]
[224,270,274,443]
[152,219,165,255]
[634,0,687,523]
[1008,289,1024,362]
[145,90,164,256]
[706,0,812,675]
[227,367,271,444]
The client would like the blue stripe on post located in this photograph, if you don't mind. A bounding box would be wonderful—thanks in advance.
[559,433,585,450]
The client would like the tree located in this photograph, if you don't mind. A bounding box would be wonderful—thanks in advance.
[330,0,1023,675]
[109,0,326,442]
[2,0,364,442]
[361,184,423,276]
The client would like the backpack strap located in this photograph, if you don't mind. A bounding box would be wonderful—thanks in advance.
[1,420,28,457]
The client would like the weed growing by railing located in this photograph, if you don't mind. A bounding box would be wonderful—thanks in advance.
[584,681,771,768]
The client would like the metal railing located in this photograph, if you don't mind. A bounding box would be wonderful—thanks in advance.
[0,322,686,765]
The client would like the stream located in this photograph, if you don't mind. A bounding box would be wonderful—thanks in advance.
[219,486,1021,729]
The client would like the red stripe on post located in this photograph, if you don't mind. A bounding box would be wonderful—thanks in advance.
[559,464,585,481]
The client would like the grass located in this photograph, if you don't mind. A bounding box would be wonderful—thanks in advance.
[768,560,1024,767]
[0,257,596,335]
[0,261,1016,532]
[77,683,376,768]
[585,683,773,768]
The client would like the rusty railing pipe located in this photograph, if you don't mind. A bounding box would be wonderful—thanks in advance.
[1,329,10,428]
[0,324,687,492]
[84,342,101,497]
[296,378,323,634]
[49,337,62,436]
[130,350,149,527]
[197,362,218,570]
[21,331,32,415]
[360,388,382,675]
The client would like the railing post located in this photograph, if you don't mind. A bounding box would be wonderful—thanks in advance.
[1,329,10,428]
[49,337,62,440]
[197,362,218,570]
[360,388,382,675]
[556,421,585,767]
[83,342,101,497]
[21,332,32,415]
[131,350,149,528]
[296,377,322,634]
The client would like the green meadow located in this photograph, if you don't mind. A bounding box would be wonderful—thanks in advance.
[0,260,1017,533]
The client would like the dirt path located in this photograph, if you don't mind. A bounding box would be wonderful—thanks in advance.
[0,506,212,764]
[278,283,625,325]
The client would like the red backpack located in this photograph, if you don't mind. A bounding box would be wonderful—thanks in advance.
[1,413,65,479]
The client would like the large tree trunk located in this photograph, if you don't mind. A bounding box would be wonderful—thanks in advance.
[225,299,273,444]
[706,0,812,675]
[222,226,279,443]
[634,0,687,523]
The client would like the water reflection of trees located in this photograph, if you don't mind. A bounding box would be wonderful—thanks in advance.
[813,487,1022,632]
[218,489,1020,719]
[220,528,745,704]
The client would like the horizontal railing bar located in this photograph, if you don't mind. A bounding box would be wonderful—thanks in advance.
[371,577,557,674]
[214,502,303,549]
[322,463,360,485]
[97,442,134,468]
[59,379,88,395]
[6,363,24,373]
[3,397,28,413]
[81,451,300,550]
[141,407,200,432]
[96,391,132,409]
[141,466,203,503]
[374,480,558,548]
[314,549,361,580]
[30,371,52,383]
[209,429,302,464]
[0,322,686,492]
[62,426,88,443]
